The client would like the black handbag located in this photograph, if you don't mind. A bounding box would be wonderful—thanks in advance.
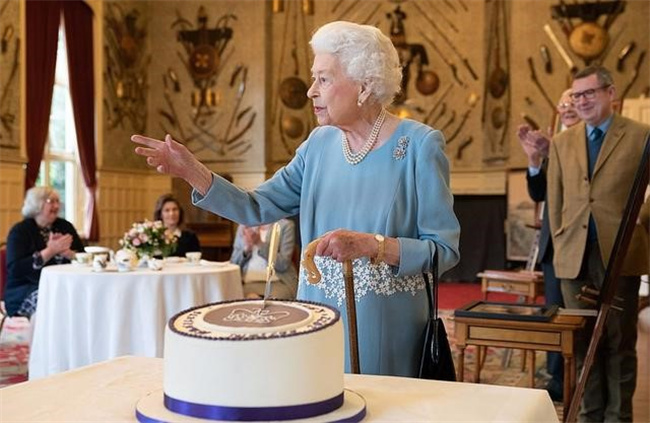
[418,257,457,381]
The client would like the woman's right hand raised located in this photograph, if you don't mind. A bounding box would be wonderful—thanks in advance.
[131,134,213,195]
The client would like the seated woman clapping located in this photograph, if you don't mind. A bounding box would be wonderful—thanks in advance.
[6,186,84,317]
[230,219,298,300]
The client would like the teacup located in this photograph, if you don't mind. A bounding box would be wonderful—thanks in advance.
[92,254,108,272]
[75,252,92,265]
[147,258,163,271]
[186,251,202,265]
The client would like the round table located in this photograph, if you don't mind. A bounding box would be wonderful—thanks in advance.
[28,261,242,379]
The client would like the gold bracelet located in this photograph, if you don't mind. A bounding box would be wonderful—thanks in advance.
[371,234,385,265]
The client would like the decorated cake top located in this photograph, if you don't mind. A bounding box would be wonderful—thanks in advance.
[169,299,340,341]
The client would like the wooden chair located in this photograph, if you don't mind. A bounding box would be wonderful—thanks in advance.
[474,224,544,377]
[478,219,544,304]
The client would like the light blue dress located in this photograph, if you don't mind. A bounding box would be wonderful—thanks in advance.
[193,119,460,377]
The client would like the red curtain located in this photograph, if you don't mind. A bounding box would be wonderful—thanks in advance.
[63,1,99,241]
[25,0,62,190]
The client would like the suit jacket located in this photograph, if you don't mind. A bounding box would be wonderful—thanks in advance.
[230,219,298,290]
[5,217,84,316]
[527,162,552,264]
[547,114,650,278]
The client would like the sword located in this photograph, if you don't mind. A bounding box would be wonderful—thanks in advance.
[543,24,577,74]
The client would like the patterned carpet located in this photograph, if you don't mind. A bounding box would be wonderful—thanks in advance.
[0,316,30,387]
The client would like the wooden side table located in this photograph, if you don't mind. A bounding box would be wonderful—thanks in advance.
[478,270,544,303]
[454,313,586,421]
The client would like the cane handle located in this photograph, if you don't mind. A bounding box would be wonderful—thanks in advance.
[302,238,322,284]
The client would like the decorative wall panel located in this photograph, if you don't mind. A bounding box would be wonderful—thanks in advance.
[0,0,21,156]
[509,0,650,168]
[97,170,171,249]
[305,0,487,171]
[0,162,24,242]
[102,0,152,171]
[145,1,267,176]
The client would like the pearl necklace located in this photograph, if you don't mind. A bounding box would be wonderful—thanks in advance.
[341,108,387,165]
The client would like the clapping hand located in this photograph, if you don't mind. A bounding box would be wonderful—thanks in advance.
[44,232,74,261]
[517,124,551,168]
[242,226,261,252]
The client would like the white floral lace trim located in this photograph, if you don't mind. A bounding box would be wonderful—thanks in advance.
[300,256,425,306]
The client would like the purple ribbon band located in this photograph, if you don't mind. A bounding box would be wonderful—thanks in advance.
[163,392,345,421]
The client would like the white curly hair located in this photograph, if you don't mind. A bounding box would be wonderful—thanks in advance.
[310,21,402,107]
[22,186,57,218]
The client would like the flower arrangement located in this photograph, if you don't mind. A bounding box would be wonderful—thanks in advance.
[120,219,178,258]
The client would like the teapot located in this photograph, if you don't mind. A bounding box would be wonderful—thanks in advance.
[115,249,138,272]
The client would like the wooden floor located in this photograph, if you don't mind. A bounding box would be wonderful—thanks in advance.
[633,307,649,423]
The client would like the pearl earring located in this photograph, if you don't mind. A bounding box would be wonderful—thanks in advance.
[357,98,363,107]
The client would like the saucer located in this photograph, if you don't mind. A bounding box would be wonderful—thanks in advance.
[85,246,111,254]
[92,265,115,273]
[164,257,186,264]
[198,260,229,267]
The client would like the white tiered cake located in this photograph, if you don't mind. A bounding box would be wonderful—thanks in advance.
[135,299,366,422]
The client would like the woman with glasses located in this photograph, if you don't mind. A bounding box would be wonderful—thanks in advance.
[5,186,84,318]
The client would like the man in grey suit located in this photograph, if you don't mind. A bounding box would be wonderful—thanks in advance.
[517,88,581,402]
[548,65,650,422]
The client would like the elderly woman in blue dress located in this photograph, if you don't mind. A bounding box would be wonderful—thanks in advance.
[132,21,460,377]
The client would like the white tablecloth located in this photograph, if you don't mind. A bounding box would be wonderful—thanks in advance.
[3,356,559,422]
[28,262,242,380]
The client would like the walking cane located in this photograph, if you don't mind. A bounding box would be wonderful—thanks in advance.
[302,238,360,374]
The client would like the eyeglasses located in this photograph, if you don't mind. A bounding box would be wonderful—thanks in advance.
[556,101,574,111]
[569,85,611,101]
[45,198,60,204]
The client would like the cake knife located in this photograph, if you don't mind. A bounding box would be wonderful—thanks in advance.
[262,223,282,309]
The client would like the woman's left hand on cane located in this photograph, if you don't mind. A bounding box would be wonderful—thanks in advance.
[316,229,375,262]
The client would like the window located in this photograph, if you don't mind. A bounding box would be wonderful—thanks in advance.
[36,23,86,232]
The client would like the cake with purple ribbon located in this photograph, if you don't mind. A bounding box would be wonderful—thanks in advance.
[135,299,366,422]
